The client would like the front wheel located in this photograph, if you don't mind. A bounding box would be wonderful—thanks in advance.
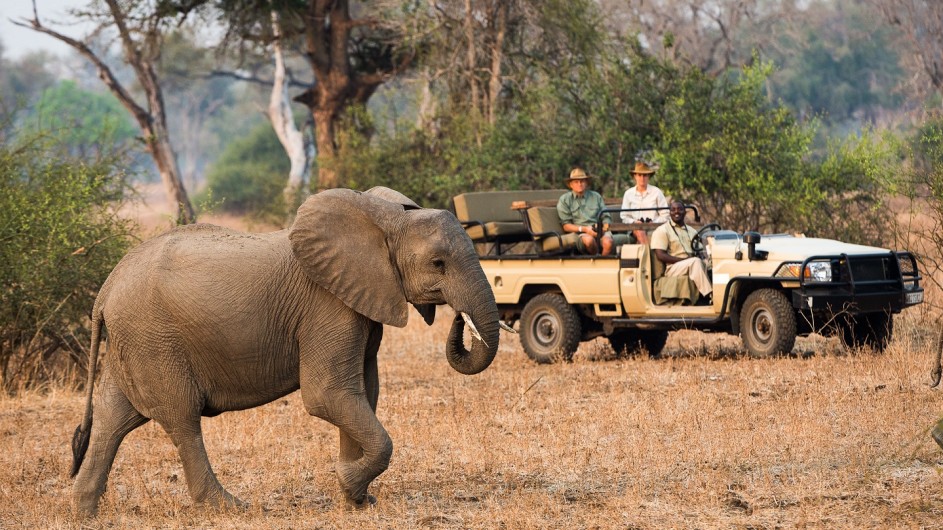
[519,293,581,363]
[740,289,796,357]
[609,330,669,359]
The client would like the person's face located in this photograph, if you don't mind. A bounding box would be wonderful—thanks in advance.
[669,202,686,224]
[633,172,651,188]
[569,178,589,195]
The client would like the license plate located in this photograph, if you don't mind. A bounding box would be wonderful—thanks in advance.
[905,291,924,305]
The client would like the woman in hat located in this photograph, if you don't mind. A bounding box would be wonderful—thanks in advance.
[620,161,669,244]
[557,167,614,256]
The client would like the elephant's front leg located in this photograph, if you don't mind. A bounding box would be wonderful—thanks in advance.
[301,322,392,506]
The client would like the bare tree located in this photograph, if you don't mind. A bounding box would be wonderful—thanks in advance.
[269,11,314,214]
[876,0,943,107]
[599,0,787,76]
[287,1,413,190]
[16,0,196,224]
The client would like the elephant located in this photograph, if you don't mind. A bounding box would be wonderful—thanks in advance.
[69,186,502,516]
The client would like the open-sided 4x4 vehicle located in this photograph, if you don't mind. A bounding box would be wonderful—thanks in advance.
[454,192,925,362]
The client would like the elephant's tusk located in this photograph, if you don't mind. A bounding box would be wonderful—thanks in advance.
[461,312,488,348]
[499,321,518,334]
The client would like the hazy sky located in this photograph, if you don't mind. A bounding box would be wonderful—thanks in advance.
[0,0,91,59]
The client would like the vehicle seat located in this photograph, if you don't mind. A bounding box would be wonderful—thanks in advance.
[525,207,580,255]
[651,247,699,305]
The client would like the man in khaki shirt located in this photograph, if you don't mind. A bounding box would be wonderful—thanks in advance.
[650,200,712,302]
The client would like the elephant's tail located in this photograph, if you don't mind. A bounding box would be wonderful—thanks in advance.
[71,306,103,478]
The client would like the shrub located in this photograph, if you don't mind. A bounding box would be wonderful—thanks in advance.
[0,132,134,392]
[198,120,289,221]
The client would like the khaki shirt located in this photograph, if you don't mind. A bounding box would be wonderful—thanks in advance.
[650,220,697,259]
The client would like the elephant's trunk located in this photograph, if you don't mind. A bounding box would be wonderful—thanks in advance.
[446,312,499,375]
[444,274,500,375]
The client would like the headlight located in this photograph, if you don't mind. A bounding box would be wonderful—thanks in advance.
[806,261,832,282]
[776,261,832,281]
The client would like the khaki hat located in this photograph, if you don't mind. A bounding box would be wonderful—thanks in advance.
[565,167,593,182]
[631,161,656,175]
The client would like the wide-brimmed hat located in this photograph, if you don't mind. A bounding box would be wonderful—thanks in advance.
[631,161,656,175]
[565,167,593,183]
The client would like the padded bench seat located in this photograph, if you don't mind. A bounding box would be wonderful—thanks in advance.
[453,189,567,254]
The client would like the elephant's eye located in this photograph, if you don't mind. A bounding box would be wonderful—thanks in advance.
[432,259,446,272]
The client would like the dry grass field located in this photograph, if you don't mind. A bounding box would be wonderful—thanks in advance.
[3,188,943,528]
[3,302,943,529]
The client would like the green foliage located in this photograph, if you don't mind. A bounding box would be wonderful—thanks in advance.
[656,58,893,243]
[198,120,289,220]
[334,41,892,246]
[0,128,135,392]
[28,80,139,159]
[765,1,903,125]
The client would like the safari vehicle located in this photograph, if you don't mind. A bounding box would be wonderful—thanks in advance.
[452,191,925,362]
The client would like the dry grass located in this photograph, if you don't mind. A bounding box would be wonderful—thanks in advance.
[2,305,943,529]
[3,191,942,527]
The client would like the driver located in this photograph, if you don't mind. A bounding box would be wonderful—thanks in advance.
[650,200,713,304]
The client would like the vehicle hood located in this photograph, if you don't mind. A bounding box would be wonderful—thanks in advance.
[753,235,891,261]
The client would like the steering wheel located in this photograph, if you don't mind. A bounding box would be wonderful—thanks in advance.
[692,223,722,255]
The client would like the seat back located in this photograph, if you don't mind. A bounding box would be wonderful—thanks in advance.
[651,248,667,280]
[526,207,580,254]
[452,190,567,224]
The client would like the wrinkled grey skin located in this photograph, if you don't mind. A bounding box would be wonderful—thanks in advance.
[70,187,500,515]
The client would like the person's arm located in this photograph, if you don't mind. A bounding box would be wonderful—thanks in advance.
[596,193,611,228]
[620,191,633,224]
[654,248,685,264]
[650,227,681,264]
[558,196,593,235]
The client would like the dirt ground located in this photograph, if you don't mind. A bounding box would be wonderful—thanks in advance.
[2,187,943,528]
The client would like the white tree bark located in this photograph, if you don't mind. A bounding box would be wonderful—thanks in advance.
[269,11,313,214]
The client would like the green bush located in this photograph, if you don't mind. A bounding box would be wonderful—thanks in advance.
[0,132,135,392]
[198,121,289,221]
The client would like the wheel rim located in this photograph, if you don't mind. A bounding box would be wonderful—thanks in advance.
[531,311,560,349]
[751,307,773,344]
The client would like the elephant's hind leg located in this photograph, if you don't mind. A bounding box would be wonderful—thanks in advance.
[156,413,246,510]
[73,369,149,516]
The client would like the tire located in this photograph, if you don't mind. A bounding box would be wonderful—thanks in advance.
[519,293,581,363]
[609,330,669,359]
[740,289,796,357]
[839,311,893,353]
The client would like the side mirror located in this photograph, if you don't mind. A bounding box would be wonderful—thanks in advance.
[742,231,767,261]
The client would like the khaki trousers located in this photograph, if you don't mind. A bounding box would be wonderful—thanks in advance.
[665,257,712,296]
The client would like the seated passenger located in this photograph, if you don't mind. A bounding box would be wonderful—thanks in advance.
[557,168,614,256]
[650,200,712,304]
[620,161,668,244]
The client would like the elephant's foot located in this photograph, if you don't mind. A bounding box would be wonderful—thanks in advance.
[345,493,377,510]
[932,420,943,450]
[73,482,105,517]
[195,487,248,511]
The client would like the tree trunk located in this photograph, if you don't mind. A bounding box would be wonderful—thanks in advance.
[19,1,196,225]
[269,11,312,214]
[465,0,479,114]
[487,0,508,125]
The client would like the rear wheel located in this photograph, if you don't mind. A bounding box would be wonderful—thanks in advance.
[608,330,669,359]
[839,311,893,352]
[740,289,796,357]
[519,293,581,363]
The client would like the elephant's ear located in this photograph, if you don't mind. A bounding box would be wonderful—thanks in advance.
[364,186,421,210]
[289,189,409,327]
